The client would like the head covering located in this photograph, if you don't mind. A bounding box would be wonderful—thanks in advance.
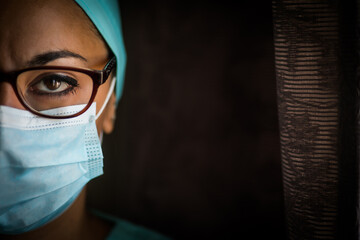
[74,0,127,104]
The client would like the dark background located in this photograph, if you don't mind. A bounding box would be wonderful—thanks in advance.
[88,1,285,239]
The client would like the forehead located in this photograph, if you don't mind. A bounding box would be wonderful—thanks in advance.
[0,0,107,71]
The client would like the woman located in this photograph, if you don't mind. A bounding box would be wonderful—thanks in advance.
[0,0,170,239]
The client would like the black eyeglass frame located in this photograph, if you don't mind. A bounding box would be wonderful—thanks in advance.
[0,56,116,119]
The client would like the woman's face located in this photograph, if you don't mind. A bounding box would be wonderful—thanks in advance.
[0,0,115,133]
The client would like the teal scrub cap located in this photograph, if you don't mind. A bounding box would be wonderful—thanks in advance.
[74,0,127,103]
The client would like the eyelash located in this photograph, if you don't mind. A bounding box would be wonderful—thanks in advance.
[33,86,78,97]
[28,74,80,97]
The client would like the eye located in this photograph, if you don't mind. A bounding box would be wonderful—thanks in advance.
[29,74,79,95]
[43,78,62,91]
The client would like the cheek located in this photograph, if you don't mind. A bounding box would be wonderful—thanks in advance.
[94,81,110,111]
[93,71,114,114]
[93,79,112,135]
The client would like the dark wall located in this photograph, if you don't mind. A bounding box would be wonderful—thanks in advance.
[88,1,285,239]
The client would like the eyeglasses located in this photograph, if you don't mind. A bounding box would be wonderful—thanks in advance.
[0,57,116,119]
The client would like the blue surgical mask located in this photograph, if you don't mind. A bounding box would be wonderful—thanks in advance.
[0,103,103,234]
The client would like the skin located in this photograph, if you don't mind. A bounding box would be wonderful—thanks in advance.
[0,0,117,239]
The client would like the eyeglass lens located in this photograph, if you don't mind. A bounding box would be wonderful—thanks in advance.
[16,69,94,117]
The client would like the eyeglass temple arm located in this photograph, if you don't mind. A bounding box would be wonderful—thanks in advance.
[102,56,117,84]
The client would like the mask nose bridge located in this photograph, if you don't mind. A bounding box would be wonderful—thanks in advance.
[0,76,25,109]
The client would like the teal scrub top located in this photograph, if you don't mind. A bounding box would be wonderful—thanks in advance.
[95,211,172,240]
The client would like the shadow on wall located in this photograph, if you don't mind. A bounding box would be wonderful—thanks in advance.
[88,1,285,239]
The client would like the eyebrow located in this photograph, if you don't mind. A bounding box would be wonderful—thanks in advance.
[27,50,87,66]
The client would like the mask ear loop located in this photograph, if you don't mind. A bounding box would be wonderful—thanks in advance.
[95,76,116,120]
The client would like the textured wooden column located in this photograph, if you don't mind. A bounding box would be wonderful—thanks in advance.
[273,1,358,239]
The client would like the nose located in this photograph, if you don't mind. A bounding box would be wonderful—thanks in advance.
[0,81,25,109]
